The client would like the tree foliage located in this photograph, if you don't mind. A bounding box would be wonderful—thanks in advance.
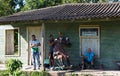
[22,0,119,11]
[22,0,63,10]
[0,0,13,16]
[0,0,24,17]
[22,0,85,11]
[0,0,119,17]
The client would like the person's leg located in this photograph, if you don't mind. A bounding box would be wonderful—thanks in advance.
[57,54,64,66]
[87,62,91,69]
[81,58,85,70]
[49,52,54,70]
[62,55,70,66]
[59,52,66,66]
[50,52,54,67]
[36,51,40,69]
[32,52,36,70]
[49,52,52,67]
[62,53,70,66]
[83,58,88,69]
[66,57,70,66]
[90,61,94,69]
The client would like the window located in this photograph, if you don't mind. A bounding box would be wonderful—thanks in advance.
[80,28,98,36]
[5,28,19,56]
[79,26,100,57]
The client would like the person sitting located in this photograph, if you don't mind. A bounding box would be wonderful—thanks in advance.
[53,39,70,67]
[82,48,95,69]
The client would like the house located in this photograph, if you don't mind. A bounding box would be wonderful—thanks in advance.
[0,2,120,70]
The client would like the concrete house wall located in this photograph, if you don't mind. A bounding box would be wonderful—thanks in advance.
[45,21,120,70]
[0,24,44,65]
[0,25,28,64]
[0,20,120,69]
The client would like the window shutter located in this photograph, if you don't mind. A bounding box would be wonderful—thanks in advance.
[6,30,14,55]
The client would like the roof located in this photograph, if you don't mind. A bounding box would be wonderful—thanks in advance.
[0,2,120,23]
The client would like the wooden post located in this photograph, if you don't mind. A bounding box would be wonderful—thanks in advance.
[40,23,45,71]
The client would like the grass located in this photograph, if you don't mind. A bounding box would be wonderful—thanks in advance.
[0,70,48,76]
[80,74,93,76]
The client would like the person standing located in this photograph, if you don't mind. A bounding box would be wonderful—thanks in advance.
[48,34,55,69]
[57,32,66,47]
[30,35,41,70]
[57,32,70,66]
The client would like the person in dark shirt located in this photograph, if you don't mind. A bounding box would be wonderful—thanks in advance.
[57,32,66,47]
[48,34,55,69]
[56,32,70,66]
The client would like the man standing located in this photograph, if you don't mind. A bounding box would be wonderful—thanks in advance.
[82,48,95,69]
[48,34,55,69]
[30,35,41,70]
[57,32,70,66]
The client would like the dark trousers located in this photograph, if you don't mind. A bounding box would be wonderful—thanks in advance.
[49,51,54,67]
[62,57,70,66]
[82,58,94,69]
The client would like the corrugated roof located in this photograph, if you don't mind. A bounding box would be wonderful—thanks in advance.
[0,2,120,23]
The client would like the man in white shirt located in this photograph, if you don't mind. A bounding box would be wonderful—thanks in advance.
[30,35,41,70]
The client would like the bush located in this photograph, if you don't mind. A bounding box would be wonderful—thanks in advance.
[0,70,9,76]
[5,59,23,76]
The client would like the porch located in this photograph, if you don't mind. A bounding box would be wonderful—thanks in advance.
[0,64,120,76]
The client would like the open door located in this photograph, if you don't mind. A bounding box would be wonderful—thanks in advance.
[28,26,41,65]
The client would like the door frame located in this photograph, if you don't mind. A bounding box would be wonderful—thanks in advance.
[5,27,20,56]
[27,26,41,65]
[79,25,100,57]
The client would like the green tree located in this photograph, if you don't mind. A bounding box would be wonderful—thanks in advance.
[0,0,13,16]
[21,0,101,11]
[22,0,62,11]
[0,0,24,17]
[22,0,44,10]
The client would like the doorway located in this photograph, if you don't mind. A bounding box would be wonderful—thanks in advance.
[27,26,41,65]
[79,26,100,57]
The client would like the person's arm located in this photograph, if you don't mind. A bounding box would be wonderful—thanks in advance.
[36,39,41,46]
[91,52,95,62]
[30,44,36,48]
[37,43,41,46]
[30,40,40,48]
